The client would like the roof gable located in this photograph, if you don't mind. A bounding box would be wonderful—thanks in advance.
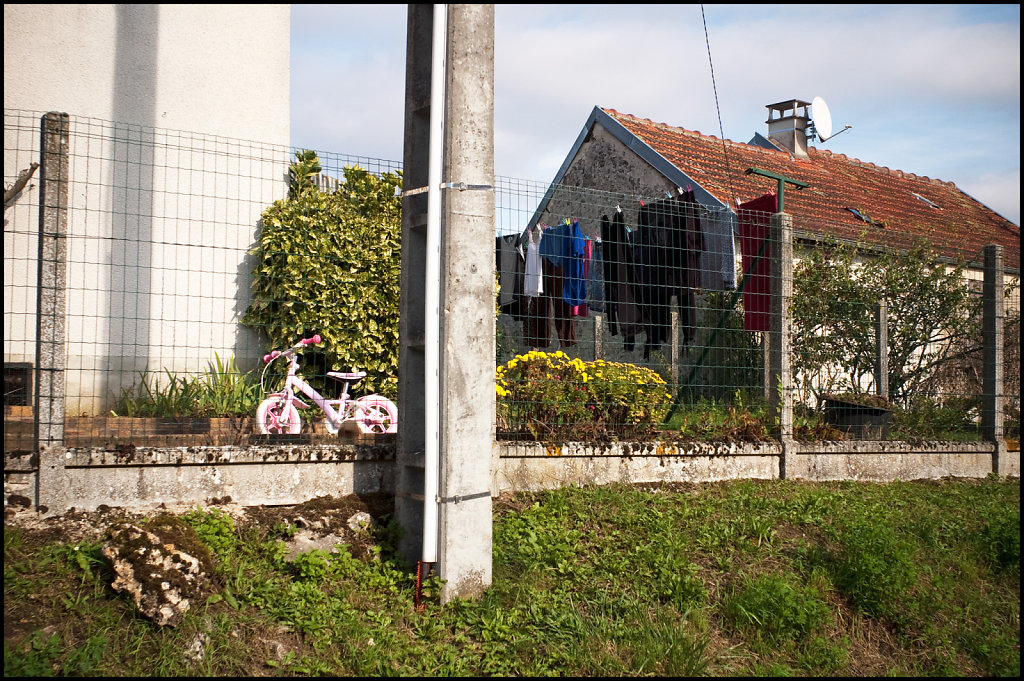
[600,107,1020,271]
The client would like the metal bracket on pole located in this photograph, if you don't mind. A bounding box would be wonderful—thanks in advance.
[744,167,808,212]
[403,182,493,197]
[436,490,491,504]
[441,182,493,191]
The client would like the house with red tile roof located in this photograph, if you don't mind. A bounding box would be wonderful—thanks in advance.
[518,100,1019,400]
[529,102,1019,278]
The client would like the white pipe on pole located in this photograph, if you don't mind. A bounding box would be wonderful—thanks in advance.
[422,3,446,565]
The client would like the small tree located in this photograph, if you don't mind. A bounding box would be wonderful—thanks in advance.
[792,237,981,407]
[242,151,401,398]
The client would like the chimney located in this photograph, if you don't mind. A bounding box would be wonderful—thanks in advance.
[765,99,810,159]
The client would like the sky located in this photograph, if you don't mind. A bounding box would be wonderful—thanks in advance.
[290,4,1021,225]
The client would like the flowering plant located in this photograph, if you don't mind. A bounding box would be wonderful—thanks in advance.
[496,351,672,441]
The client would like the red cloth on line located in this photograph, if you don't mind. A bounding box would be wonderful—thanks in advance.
[737,193,777,333]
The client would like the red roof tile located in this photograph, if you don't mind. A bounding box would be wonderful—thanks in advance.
[603,108,1020,271]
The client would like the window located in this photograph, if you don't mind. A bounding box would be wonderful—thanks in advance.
[846,208,888,228]
[4,362,32,407]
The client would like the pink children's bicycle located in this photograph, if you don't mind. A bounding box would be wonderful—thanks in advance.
[256,335,398,435]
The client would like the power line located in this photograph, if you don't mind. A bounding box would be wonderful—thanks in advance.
[701,5,738,209]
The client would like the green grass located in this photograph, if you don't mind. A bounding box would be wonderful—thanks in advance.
[4,477,1019,676]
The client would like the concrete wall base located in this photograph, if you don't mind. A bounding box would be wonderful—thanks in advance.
[4,441,1018,515]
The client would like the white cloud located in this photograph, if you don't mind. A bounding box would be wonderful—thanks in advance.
[958,169,1021,224]
[290,4,1020,224]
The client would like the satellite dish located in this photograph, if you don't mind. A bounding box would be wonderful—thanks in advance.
[810,96,833,141]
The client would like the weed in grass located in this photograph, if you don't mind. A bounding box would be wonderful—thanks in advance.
[180,507,238,559]
[4,632,63,677]
[627,608,712,676]
[63,633,109,676]
[977,505,1020,574]
[796,634,850,673]
[749,660,798,676]
[822,515,918,622]
[723,572,831,643]
[287,548,334,582]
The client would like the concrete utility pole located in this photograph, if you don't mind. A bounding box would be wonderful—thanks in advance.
[36,112,71,511]
[396,4,495,603]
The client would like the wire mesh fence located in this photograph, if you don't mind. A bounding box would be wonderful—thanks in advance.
[493,177,1021,443]
[4,109,1020,452]
[4,110,403,450]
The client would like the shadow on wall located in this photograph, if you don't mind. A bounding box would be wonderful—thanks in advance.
[102,5,158,410]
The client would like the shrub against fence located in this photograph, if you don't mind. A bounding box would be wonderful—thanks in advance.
[496,351,671,440]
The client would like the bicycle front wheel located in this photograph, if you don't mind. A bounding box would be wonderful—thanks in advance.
[256,396,302,434]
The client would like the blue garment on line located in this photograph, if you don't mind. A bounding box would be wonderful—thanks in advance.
[538,220,587,307]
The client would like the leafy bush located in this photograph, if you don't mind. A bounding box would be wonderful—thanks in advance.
[792,238,979,407]
[495,351,672,440]
[891,395,982,440]
[242,150,401,398]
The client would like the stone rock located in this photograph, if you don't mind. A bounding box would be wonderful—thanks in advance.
[184,632,209,663]
[283,530,347,560]
[347,511,372,532]
[102,523,210,627]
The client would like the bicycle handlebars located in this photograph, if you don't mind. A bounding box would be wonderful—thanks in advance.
[263,334,322,363]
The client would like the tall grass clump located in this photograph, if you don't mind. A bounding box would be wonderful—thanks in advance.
[114,354,261,417]
[723,572,832,643]
[824,514,918,621]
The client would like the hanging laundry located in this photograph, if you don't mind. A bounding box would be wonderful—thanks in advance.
[634,198,679,359]
[585,233,606,314]
[600,210,642,351]
[574,237,592,316]
[674,189,705,346]
[529,219,586,348]
[737,193,777,333]
[699,204,738,291]
[520,220,574,348]
[523,225,543,297]
[540,218,587,307]
[496,233,526,319]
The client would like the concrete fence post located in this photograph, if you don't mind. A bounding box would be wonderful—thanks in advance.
[982,245,1008,476]
[669,307,680,384]
[395,4,433,563]
[35,112,70,512]
[875,301,888,400]
[762,332,771,400]
[769,212,795,478]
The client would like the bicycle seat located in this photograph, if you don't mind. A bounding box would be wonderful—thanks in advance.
[327,371,366,382]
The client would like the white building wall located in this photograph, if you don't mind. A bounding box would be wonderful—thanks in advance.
[3,4,289,141]
[4,4,291,414]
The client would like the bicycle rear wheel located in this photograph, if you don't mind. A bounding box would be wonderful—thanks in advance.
[256,396,302,434]
[354,395,398,434]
